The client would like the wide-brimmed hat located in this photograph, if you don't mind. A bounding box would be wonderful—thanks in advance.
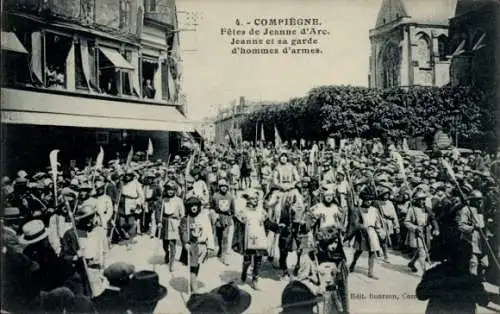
[413,191,428,200]
[104,262,136,288]
[164,180,177,190]
[359,186,377,201]
[242,189,260,200]
[19,220,48,245]
[75,204,97,221]
[187,283,251,314]
[79,182,93,191]
[2,207,21,220]
[14,177,29,186]
[122,270,167,304]
[145,171,156,179]
[281,281,318,313]
[95,181,106,191]
[466,190,483,200]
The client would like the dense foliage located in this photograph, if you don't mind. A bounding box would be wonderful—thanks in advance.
[241,85,495,151]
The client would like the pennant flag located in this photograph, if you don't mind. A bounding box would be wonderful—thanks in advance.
[225,130,236,149]
[95,146,104,170]
[274,125,282,148]
[147,138,154,155]
[391,151,406,181]
[402,138,409,152]
[126,146,134,167]
[49,150,59,180]
[442,159,456,182]
[261,123,265,142]
[327,138,335,150]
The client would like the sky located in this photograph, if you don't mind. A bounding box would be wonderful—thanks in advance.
[176,0,382,120]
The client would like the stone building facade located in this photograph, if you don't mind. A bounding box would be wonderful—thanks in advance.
[369,0,457,88]
[449,0,500,96]
[1,0,193,173]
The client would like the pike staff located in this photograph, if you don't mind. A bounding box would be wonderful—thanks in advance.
[49,150,60,237]
[153,200,165,273]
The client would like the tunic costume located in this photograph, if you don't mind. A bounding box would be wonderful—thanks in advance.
[118,178,144,238]
[143,183,162,235]
[456,205,489,275]
[211,191,235,262]
[232,204,277,284]
[353,206,383,253]
[179,214,209,269]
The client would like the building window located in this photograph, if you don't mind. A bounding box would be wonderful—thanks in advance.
[44,32,72,89]
[121,50,132,95]
[97,45,136,97]
[416,33,431,68]
[2,29,31,86]
[75,39,98,91]
[437,35,448,61]
[119,0,131,30]
[141,56,158,99]
[145,0,156,12]
[98,48,119,95]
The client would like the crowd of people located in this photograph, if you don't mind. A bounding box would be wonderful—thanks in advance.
[2,137,500,313]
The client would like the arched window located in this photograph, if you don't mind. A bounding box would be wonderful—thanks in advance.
[438,35,448,60]
[380,42,401,88]
[416,33,431,67]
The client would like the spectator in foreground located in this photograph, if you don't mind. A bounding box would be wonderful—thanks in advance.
[416,239,491,314]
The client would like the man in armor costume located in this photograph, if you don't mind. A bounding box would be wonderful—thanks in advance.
[456,190,490,277]
[233,190,276,290]
[157,180,185,272]
[118,170,144,240]
[377,186,400,263]
[141,171,162,236]
[211,179,235,265]
[270,151,302,279]
[179,196,210,294]
[349,186,383,279]
[405,191,439,273]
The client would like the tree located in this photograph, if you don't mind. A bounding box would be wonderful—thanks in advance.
[239,85,493,150]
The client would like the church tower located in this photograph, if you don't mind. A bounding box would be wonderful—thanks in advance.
[369,0,457,89]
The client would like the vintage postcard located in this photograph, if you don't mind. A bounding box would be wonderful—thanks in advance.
[1,0,500,313]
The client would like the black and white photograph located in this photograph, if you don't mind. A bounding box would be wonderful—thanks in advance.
[1,0,500,313]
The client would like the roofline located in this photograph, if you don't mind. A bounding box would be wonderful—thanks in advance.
[369,18,450,37]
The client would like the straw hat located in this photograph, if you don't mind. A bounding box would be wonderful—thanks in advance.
[19,220,48,245]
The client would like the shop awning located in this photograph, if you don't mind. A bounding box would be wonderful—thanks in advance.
[98,46,135,71]
[1,31,28,54]
[1,88,194,132]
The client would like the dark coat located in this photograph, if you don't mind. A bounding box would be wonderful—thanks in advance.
[416,263,490,314]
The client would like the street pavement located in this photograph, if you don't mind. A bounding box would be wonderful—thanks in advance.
[106,180,500,313]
